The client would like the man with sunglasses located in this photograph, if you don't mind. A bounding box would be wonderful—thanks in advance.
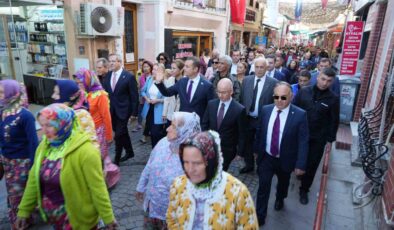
[255,82,309,226]
[239,57,278,174]
[294,67,339,205]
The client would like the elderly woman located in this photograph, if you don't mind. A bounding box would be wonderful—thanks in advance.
[140,63,167,148]
[136,112,201,229]
[0,80,38,229]
[15,103,117,229]
[51,79,99,149]
[74,69,120,188]
[167,131,259,229]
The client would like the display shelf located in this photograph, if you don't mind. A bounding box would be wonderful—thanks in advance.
[27,62,58,65]
[28,41,65,45]
[28,51,66,56]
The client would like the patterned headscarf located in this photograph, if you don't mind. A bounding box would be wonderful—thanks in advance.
[38,103,75,147]
[0,80,29,119]
[169,112,201,153]
[54,79,88,110]
[179,130,224,200]
[73,68,103,92]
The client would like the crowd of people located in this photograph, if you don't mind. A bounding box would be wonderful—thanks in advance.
[0,44,340,229]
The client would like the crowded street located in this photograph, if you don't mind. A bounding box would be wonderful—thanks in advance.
[0,0,393,229]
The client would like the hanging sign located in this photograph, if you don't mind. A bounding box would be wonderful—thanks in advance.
[340,21,364,75]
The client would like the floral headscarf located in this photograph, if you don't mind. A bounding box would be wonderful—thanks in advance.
[179,130,224,200]
[169,112,201,153]
[38,103,75,147]
[54,79,88,110]
[73,68,104,92]
[0,80,29,119]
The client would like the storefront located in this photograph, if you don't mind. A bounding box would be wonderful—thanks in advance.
[164,30,213,61]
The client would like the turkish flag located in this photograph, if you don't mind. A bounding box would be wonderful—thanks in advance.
[230,0,246,24]
[322,0,328,10]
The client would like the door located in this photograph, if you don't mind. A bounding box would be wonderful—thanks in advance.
[122,3,138,75]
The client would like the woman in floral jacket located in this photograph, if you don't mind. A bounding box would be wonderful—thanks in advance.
[167,131,259,229]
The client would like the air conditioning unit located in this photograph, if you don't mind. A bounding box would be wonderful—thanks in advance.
[79,3,124,37]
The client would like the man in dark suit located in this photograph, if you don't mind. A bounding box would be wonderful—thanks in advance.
[266,55,286,82]
[239,57,278,173]
[155,56,215,119]
[275,56,291,83]
[255,82,309,226]
[202,78,246,171]
[103,54,138,165]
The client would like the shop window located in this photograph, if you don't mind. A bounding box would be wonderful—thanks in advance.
[172,37,198,60]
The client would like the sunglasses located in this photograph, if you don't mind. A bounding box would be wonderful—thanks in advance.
[273,95,287,100]
[213,62,219,64]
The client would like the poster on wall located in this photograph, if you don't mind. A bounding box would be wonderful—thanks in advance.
[340,21,364,76]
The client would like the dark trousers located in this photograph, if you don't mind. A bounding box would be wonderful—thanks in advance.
[243,116,259,168]
[222,147,236,171]
[300,139,327,193]
[112,112,134,163]
[144,105,166,148]
[256,153,291,220]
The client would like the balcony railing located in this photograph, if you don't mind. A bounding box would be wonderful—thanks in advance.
[173,0,227,15]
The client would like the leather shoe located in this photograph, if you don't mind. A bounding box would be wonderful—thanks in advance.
[258,218,265,226]
[274,199,284,211]
[299,191,309,205]
[120,153,134,162]
[239,166,254,174]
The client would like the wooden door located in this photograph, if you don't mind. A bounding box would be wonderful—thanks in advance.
[122,3,138,75]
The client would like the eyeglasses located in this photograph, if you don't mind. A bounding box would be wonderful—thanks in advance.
[240,58,245,60]
[213,62,219,64]
[273,95,287,100]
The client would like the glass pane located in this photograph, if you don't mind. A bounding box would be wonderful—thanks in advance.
[124,10,134,54]
[172,36,198,60]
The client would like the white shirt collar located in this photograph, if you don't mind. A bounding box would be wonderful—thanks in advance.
[188,74,200,83]
[274,105,290,114]
[220,98,232,107]
[114,68,123,78]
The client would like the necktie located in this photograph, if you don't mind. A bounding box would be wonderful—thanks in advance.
[270,110,282,157]
[249,79,261,113]
[217,103,225,128]
[111,72,117,91]
[187,80,194,102]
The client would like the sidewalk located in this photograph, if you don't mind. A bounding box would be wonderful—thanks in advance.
[0,106,367,229]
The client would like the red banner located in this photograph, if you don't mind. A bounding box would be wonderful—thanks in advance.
[340,21,364,76]
[230,0,246,24]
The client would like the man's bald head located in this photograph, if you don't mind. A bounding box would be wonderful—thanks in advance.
[217,78,233,102]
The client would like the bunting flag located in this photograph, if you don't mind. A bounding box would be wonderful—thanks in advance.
[322,0,328,10]
[230,0,246,24]
[295,0,302,22]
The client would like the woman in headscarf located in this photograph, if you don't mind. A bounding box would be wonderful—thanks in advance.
[136,112,201,229]
[167,131,259,229]
[51,79,98,149]
[0,80,38,229]
[74,69,120,188]
[15,103,117,229]
[140,63,166,148]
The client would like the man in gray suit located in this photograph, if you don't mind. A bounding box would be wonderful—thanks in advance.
[240,57,278,173]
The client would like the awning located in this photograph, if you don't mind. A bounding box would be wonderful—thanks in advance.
[262,22,279,30]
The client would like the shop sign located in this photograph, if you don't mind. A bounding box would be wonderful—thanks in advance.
[178,43,192,49]
[255,36,267,45]
[245,9,256,22]
[175,52,193,59]
[230,0,246,24]
[39,9,64,21]
[340,21,364,75]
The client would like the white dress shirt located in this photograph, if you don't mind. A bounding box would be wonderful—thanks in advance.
[187,75,201,102]
[267,69,275,78]
[217,98,232,118]
[148,82,160,100]
[249,76,266,117]
[111,68,123,88]
[266,105,290,157]
[230,63,238,75]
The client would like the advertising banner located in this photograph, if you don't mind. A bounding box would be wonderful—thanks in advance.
[340,21,364,75]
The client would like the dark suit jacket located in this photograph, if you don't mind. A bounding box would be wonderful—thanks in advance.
[278,67,291,83]
[240,75,278,115]
[256,104,309,172]
[103,69,139,120]
[155,77,215,119]
[201,98,246,154]
[273,70,286,82]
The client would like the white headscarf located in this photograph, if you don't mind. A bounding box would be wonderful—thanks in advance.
[169,112,201,153]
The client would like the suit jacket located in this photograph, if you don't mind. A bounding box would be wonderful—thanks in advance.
[240,75,278,115]
[103,69,138,120]
[155,77,215,119]
[201,99,246,154]
[255,104,309,172]
[278,67,291,83]
[273,70,286,82]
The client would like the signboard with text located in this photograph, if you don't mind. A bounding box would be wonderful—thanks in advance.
[340,21,364,75]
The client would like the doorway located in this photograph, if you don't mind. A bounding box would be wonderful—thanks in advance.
[122,3,138,75]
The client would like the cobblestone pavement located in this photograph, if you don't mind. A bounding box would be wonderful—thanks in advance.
[0,123,261,230]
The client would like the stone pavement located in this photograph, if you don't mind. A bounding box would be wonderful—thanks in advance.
[0,111,365,230]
